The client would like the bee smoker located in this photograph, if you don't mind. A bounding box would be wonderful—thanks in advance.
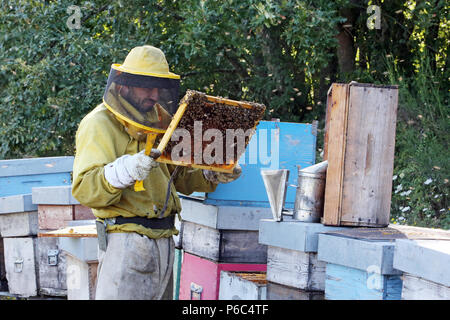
[261,161,328,222]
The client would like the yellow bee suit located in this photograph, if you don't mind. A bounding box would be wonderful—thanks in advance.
[71,104,217,239]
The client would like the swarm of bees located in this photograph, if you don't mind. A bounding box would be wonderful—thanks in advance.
[162,90,266,168]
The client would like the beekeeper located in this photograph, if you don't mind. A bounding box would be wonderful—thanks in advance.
[72,45,241,300]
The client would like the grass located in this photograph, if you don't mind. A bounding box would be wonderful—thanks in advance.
[383,54,448,229]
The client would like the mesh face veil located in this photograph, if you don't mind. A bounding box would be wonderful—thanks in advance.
[102,65,180,133]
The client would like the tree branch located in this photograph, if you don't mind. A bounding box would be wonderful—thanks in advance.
[223,51,249,79]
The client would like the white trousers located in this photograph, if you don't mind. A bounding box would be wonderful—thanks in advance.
[95,232,174,300]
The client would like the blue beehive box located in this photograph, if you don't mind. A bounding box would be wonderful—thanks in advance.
[196,120,317,208]
[0,156,74,197]
[318,228,404,300]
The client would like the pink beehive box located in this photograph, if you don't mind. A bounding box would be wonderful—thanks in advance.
[179,252,266,300]
[32,186,95,230]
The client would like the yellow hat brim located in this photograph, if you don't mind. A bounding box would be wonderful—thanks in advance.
[112,64,180,80]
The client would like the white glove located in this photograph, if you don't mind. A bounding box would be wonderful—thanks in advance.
[104,150,159,189]
[203,164,242,184]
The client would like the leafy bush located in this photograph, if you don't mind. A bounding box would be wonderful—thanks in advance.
[387,54,449,229]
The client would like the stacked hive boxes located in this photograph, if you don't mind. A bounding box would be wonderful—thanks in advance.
[33,185,95,229]
[258,221,448,301]
[258,214,450,301]
[317,225,450,300]
[317,228,403,300]
[0,156,98,299]
[40,222,98,300]
[315,84,449,300]
[394,237,450,299]
[0,194,39,297]
[178,199,270,300]
[314,83,403,300]
[0,157,73,298]
[178,121,317,300]
[259,220,346,299]
[32,185,96,298]
[256,83,403,300]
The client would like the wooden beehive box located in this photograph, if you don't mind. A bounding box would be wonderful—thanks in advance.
[318,230,403,300]
[393,238,450,300]
[218,271,267,300]
[180,198,268,264]
[182,221,267,264]
[259,219,346,294]
[32,186,95,230]
[39,223,98,300]
[319,225,450,300]
[266,245,326,292]
[400,274,450,300]
[156,90,265,173]
[37,237,67,297]
[178,251,266,300]
[0,156,73,197]
[3,237,39,297]
[0,194,38,238]
[323,82,399,227]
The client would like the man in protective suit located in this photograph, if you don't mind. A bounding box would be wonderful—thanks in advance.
[72,45,241,300]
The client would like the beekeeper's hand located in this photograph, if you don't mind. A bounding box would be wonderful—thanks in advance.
[104,150,160,189]
[203,164,242,184]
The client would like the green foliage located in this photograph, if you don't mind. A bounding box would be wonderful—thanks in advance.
[0,0,350,158]
[171,0,347,123]
[0,0,177,157]
[0,0,448,228]
[386,54,449,229]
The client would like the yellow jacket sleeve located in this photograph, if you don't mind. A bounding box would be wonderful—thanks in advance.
[168,165,218,196]
[72,107,126,208]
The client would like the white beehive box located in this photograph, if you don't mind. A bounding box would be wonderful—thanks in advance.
[40,223,98,300]
[0,194,38,238]
[219,271,267,300]
[394,239,450,300]
[3,237,39,297]
[37,236,67,297]
[259,219,346,293]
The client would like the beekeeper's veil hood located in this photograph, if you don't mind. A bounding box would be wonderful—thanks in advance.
[103,45,180,137]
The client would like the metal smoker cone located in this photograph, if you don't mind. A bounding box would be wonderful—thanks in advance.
[261,169,289,221]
